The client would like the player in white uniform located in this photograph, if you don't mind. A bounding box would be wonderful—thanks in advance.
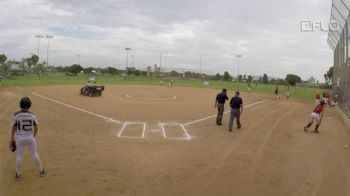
[11,97,45,180]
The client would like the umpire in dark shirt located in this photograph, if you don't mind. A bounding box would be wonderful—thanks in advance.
[215,89,229,125]
[229,91,243,131]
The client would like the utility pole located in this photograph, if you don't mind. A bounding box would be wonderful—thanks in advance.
[45,35,53,72]
[200,55,202,79]
[125,48,131,67]
[35,35,44,58]
[159,52,162,73]
[164,52,168,73]
[76,54,81,65]
[236,54,243,77]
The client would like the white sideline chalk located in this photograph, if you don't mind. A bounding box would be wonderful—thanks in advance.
[183,99,268,126]
[31,92,122,124]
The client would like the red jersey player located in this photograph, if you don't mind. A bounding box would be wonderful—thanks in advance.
[304,100,325,133]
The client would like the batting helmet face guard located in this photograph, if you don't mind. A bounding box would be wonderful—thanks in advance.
[20,97,32,109]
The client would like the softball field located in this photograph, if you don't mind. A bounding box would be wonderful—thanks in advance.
[0,85,349,196]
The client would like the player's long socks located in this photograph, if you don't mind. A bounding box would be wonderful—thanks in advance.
[16,157,23,175]
[315,125,319,131]
[33,153,44,172]
[306,122,312,128]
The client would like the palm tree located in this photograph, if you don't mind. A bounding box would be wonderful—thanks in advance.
[30,54,39,73]
[154,64,158,77]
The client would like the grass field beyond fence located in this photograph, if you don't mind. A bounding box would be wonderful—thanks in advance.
[0,74,323,101]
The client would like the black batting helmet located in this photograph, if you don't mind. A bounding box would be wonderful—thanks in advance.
[20,97,32,109]
[320,100,325,106]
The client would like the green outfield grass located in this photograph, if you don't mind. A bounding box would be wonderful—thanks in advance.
[0,74,322,101]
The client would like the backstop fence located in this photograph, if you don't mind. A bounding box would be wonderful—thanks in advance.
[328,0,350,118]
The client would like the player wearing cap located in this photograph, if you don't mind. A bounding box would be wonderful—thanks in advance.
[215,89,229,125]
[304,100,325,133]
[10,97,46,181]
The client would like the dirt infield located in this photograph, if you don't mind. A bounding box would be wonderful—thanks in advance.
[1,85,350,196]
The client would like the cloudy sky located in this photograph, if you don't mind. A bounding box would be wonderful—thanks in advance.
[0,0,333,81]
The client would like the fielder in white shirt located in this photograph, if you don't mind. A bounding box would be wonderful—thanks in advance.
[11,97,46,181]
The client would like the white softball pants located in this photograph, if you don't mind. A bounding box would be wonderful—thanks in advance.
[15,135,43,175]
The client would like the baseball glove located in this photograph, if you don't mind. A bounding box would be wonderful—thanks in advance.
[9,140,16,152]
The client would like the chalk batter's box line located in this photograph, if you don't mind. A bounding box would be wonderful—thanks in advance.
[160,123,192,141]
[117,122,147,139]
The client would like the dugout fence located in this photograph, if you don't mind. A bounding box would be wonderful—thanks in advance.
[328,0,350,118]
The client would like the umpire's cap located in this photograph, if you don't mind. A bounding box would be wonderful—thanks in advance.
[235,91,240,95]
[222,88,227,92]
[20,97,32,109]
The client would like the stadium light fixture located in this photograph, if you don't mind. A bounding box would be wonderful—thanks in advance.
[125,48,131,68]
[76,54,81,65]
[236,54,243,77]
[131,55,135,67]
[35,35,45,57]
[44,35,54,70]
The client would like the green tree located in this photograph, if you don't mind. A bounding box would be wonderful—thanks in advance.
[0,54,11,74]
[262,73,268,84]
[324,67,333,84]
[30,54,39,68]
[170,70,179,77]
[286,74,302,86]
[105,67,118,75]
[0,62,12,74]
[247,75,253,86]
[247,75,253,83]
[84,67,96,74]
[69,64,83,74]
[126,67,136,75]
[0,54,7,66]
[55,66,64,72]
[215,73,221,80]
[223,71,232,81]
[238,74,243,82]
[35,63,45,74]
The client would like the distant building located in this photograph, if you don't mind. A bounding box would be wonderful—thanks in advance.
[7,60,28,76]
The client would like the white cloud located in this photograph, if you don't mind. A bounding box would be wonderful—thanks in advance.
[0,0,333,81]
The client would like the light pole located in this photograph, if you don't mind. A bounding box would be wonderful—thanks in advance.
[231,54,235,81]
[164,52,168,73]
[199,55,202,79]
[76,54,81,65]
[35,35,44,57]
[159,52,162,73]
[131,55,135,67]
[236,54,243,77]
[45,35,53,71]
[125,48,131,68]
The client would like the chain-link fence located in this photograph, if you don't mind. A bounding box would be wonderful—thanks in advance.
[328,0,350,118]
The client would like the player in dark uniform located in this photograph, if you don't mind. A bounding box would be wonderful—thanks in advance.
[228,91,243,132]
[215,89,229,125]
